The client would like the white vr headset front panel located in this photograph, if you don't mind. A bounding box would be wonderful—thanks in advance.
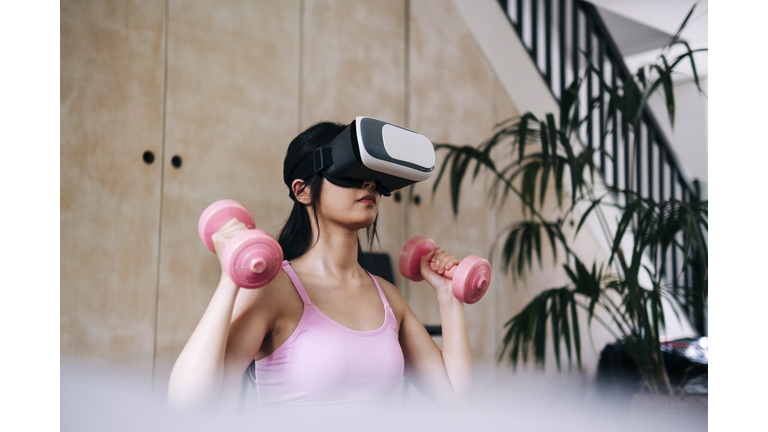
[354,116,435,182]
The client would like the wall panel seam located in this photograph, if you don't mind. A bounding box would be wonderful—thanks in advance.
[298,0,305,132]
[152,0,170,388]
[404,0,410,129]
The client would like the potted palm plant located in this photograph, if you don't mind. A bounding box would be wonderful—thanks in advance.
[432,6,707,396]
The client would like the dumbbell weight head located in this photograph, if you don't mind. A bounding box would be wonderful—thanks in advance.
[398,236,436,282]
[450,256,491,304]
[222,229,283,289]
[198,199,256,252]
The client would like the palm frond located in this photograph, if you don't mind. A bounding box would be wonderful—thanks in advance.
[496,221,564,279]
[659,54,676,127]
[559,80,580,136]
[499,287,582,370]
[575,192,610,237]
[432,144,496,216]
[669,43,707,94]
[664,2,697,48]
[539,121,551,206]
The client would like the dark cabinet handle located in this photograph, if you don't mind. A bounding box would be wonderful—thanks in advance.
[143,151,155,165]
[171,155,182,168]
[391,192,419,205]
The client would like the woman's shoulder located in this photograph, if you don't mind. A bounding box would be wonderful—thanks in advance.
[232,269,303,323]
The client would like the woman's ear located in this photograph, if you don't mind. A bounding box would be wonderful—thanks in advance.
[292,179,312,205]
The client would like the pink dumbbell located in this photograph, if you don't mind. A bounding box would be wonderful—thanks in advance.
[198,199,283,289]
[398,236,491,304]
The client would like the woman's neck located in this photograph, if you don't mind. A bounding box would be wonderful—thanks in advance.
[292,220,362,279]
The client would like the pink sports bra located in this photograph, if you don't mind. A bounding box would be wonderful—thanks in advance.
[253,261,405,406]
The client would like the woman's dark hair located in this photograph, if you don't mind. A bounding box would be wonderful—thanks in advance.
[278,121,379,261]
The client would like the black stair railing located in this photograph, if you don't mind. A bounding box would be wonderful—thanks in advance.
[497,0,705,335]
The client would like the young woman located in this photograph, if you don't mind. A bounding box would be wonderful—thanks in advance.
[167,121,472,409]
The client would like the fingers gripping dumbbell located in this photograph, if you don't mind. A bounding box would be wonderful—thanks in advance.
[398,236,491,304]
[198,199,283,289]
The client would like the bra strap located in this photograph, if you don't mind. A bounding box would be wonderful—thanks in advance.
[366,271,392,310]
[281,260,312,305]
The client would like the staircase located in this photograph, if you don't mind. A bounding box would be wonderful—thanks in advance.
[460,0,706,335]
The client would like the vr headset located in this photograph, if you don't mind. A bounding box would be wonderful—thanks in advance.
[289,116,435,196]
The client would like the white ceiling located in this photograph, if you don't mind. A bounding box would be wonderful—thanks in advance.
[587,0,708,81]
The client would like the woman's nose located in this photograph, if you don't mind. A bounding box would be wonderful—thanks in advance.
[362,180,376,190]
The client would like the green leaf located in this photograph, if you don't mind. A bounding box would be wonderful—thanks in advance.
[431,144,457,197]
[520,160,541,213]
[637,66,647,87]
[498,221,565,280]
[560,80,580,135]
[575,194,607,237]
[543,222,559,263]
[525,224,534,275]
[609,194,647,266]
[659,54,676,128]
[547,114,559,165]
[534,221,543,268]
[518,113,534,162]
[502,227,520,274]
[576,148,597,193]
[551,295,561,370]
[540,121,550,206]
[555,155,566,207]
[563,264,578,285]
[448,148,468,216]
[433,144,500,215]
[670,42,707,93]
[665,3,696,48]
[534,296,548,366]
[560,130,580,204]
[571,299,582,369]
[560,291,573,367]
[623,75,641,133]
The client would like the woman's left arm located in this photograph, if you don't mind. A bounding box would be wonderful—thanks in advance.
[379,248,472,405]
[418,248,473,397]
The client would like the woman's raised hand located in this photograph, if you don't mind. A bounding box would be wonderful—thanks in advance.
[211,217,250,271]
[419,248,460,300]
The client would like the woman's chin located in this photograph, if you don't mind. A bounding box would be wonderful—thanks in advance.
[353,219,376,230]
[348,214,377,230]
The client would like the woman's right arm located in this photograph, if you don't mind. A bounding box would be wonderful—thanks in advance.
[167,218,271,408]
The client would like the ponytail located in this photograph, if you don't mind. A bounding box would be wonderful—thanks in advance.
[278,173,323,260]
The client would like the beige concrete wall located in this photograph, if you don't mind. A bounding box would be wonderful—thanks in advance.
[61,0,166,385]
[153,0,302,388]
[300,0,408,286]
[64,0,617,392]
[407,0,503,368]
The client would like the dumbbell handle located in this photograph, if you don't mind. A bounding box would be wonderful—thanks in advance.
[428,260,458,279]
[433,259,489,297]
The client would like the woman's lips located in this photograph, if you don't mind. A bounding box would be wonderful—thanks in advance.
[358,194,376,204]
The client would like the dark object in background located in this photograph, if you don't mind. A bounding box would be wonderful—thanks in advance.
[596,342,642,410]
[596,337,708,408]
[660,337,708,394]
[358,252,395,285]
